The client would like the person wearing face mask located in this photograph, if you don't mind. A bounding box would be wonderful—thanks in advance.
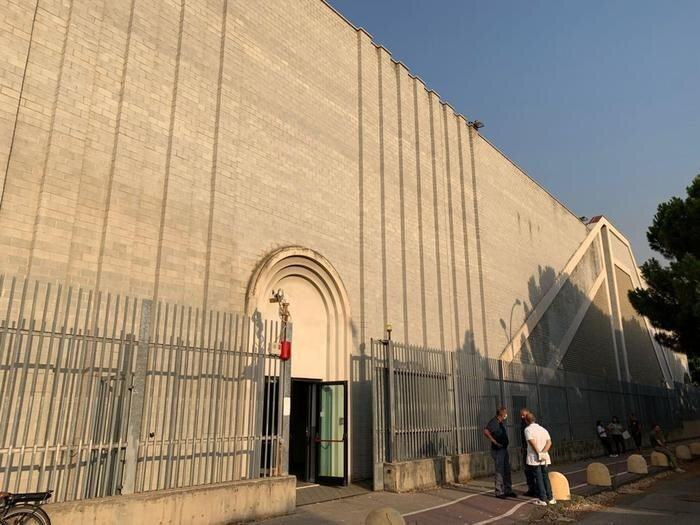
[483,406,515,498]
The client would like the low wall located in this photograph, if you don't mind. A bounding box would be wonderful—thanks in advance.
[383,439,605,492]
[44,476,296,525]
[383,420,700,492]
[670,419,700,441]
[383,458,447,493]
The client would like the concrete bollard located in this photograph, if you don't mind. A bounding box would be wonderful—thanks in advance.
[548,471,571,501]
[689,442,700,456]
[366,507,405,525]
[586,462,612,487]
[675,445,692,460]
[650,451,669,467]
[627,454,648,474]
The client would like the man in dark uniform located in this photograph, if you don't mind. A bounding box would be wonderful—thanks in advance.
[520,408,538,497]
[483,406,515,498]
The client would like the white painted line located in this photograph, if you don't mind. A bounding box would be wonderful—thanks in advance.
[471,499,537,525]
[295,484,320,490]
[470,473,632,525]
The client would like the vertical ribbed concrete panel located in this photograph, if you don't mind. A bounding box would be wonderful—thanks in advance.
[443,108,471,351]
[377,49,403,340]
[396,65,422,345]
[561,283,617,378]
[358,30,382,344]
[415,85,442,348]
[1,0,76,277]
[615,267,665,385]
[150,0,220,307]
[0,0,39,250]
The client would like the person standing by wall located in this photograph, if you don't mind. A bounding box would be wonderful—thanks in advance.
[524,412,555,506]
[519,408,538,497]
[596,420,615,457]
[628,414,642,453]
[608,416,626,455]
[483,407,516,499]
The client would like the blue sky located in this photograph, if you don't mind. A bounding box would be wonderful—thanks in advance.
[326,0,700,263]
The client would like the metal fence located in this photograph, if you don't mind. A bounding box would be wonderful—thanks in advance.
[371,339,700,467]
[0,274,289,503]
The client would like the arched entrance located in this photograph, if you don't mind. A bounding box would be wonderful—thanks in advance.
[246,247,352,485]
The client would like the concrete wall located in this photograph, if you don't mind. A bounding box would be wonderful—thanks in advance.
[44,475,295,525]
[0,0,588,345]
[382,421,700,492]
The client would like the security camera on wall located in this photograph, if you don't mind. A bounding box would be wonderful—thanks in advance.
[269,289,285,304]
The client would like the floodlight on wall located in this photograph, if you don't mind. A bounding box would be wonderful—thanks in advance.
[468,120,484,130]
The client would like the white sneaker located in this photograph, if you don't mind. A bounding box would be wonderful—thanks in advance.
[675,468,685,473]
[533,500,547,506]
[548,498,557,505]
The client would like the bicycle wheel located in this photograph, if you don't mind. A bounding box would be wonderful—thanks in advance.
[1,506,51,525]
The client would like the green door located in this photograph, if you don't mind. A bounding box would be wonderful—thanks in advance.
[315,381,347,485]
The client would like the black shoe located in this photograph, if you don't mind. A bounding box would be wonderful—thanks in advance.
[523,491,538,497]
[496,494,508,499]
[506,491,518,498]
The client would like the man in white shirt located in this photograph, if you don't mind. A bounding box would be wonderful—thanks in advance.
[523,412,555,506]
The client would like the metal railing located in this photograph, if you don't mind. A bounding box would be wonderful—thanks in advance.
[371,338,700,468]
[0,274,289,503]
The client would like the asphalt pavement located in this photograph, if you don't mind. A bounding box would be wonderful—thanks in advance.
[577,461,700,525]
[256,451,678,525]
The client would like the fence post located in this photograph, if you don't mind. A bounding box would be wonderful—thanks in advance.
[279,358,291,476]
[121,299,152,495]
[386,340,397,463]
[451,352,463,455]
[370,340,384,491]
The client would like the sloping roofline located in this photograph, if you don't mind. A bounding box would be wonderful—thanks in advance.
[320,0,586,225]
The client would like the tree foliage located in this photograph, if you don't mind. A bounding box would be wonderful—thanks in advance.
[628,175,700,369]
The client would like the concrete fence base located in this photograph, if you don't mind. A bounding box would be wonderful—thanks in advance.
[382,420,700,493]
[382,437,607,492]
[44,476,296,525]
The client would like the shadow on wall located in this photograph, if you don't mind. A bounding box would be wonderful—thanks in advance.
[622,315,667,387]
[350,337,372,481]
[499,264,621,377]
[350,263,670,479]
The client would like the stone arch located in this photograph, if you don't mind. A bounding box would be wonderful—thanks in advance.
[245,246,352,381]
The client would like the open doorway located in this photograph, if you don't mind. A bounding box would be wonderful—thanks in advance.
[289,379,347,486]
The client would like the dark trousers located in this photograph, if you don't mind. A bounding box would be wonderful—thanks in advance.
[612,434,626,454]
[490,448,512,496]
[654,446,678,469]
[533,464,552,502]
[632,433,642,450]
[599,436,613,455]
[522,452,537,494]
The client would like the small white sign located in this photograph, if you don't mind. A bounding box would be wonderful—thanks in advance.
[283,396,291,416]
